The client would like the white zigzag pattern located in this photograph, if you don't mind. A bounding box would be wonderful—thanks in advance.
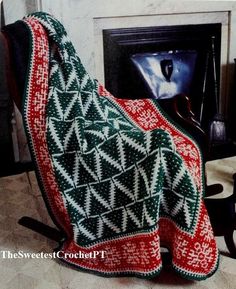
[133,168,140,201]
[116,135,126,170]
[78,222,96,240]
[64,121,76,151]
[142,202,155,226]
[96,203,156,239]
[160,192,169,213]
[92,92,107,120]
[72,222,80,241]
[171,198,193,228]
[85,186,92,216]
[74,119,85,152]
[65,194,86,217]
[121,209,128,231]
[50,62,60,78]
[114,118,133,128]
[160,149,197,226]
[104,105,120,119]
[73,153,80,187]
[56,68,66,90]
[79,156,99,182]
[112,118,133,130]
[65,68,77,90]
[70,56,86,92]
[97,217,104,238]
[126,207,141,228]
[38,13,199,243]
[161,152,173,189]
[50,88,64,119]
[47,118,64,151]
[97,147,123,171]
[102,126,110,140]
[85,129,106,141]
[95,151,103,181]
[114,179,134,201]
[184,202,192,227]
[145,131,152,154]
[63,93,79,119]
[80,73,90,90]
[83,95,93,115]
[171,199,184,216]
[102,215,121,233]
[119,133,147,154]
[52,158,75,187]
[138,166,150,195]
[109,181,116,209]
[89,186,111,210]
[172,162,187,190]
[150,149,162,194]
[61,34,70,45]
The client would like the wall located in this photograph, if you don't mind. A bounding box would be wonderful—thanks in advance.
[3,0,39,24]
[3,0,236,115]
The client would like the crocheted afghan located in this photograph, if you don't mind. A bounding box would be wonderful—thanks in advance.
[22,12,219,280]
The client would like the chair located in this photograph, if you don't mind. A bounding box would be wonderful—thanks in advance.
[128,50,236,257]
[160,94,236,258]
[2,18,236,259]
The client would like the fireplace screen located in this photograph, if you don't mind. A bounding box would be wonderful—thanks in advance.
[130,50,197,99]
[103,23,221,129]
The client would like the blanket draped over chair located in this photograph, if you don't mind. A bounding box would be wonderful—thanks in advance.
[21,12,219,280]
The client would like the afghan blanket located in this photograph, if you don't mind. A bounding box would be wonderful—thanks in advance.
[21,12,219,280]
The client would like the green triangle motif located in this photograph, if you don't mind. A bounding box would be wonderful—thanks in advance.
[26,12,201,246]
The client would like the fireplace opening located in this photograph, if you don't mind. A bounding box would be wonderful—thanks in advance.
[103,23,221,132]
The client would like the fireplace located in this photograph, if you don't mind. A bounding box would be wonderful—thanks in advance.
[103,23,221,132]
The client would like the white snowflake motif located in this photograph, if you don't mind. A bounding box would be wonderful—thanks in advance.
[176,143,198,160]
[102,246,121,267]
[85,255,99,266]
[149,235,161,259]
[173,135,185,145]
[124,100,145,114]
[173,235,188,259]
[137,109,158,129]
[189,160,201,188]
[122,242,140,264]
[138,242,150,265]
[199,215,214,242]
[189,147,199,160]
[187,242,213,269]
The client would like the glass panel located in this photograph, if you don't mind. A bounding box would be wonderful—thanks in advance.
[130,50,197,99]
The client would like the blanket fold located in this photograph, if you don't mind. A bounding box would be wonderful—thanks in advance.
[20,12,218,280]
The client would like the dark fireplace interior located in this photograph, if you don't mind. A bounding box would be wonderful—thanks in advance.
[103,23,236,159]
[103,23,221,130]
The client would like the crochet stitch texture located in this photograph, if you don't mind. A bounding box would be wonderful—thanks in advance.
[22,12,219,280]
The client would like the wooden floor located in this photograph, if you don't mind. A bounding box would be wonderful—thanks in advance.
[0,157,235,289]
